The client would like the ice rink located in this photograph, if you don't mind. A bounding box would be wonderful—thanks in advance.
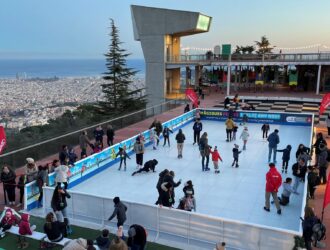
[72,120,312,232]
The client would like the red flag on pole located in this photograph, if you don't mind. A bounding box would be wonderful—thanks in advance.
[323,172,330,209]
[0,126,6,155]
[185,88,198,107]
[319,93,330,115]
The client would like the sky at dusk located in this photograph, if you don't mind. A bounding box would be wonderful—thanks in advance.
[1,0,330,59]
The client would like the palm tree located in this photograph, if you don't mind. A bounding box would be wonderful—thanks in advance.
[233,46,242,55]
[255,36,273,54]
[245,46,255,54]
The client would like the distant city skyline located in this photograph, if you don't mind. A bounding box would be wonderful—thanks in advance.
[1,0,330,59]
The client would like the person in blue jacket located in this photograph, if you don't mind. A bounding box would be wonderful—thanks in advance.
[193,119,203,145]
[267,129,280,163]
[277,145,292,173]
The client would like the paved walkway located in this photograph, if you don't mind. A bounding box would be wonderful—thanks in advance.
[1,89,329,249]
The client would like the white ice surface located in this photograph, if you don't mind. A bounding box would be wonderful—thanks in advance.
[72,121,311,232]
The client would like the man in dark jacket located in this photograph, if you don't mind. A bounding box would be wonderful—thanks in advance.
[155,169,169,205]
[59,145,69,165]
[106,125,115,147]
[95,229,110,250]
[163,171,181,202]
[193,119,203,145]
[131,159,158,176]
[149,119,163,146]
[267,129,280,163]
[127,224,147,250]
[108,197,127,227]
[292,158,307,192]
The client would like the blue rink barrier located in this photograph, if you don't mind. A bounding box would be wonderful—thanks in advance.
[199,108,313,126]
[25,109,196,210]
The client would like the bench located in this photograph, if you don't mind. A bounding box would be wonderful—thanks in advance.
[7,226,70,248]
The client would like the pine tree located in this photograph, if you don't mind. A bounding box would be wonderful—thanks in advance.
[98,19,146,115]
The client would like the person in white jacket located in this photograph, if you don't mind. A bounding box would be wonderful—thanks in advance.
[54,159,69,189]
[240,127,250,150]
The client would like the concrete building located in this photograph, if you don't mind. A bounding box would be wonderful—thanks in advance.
[131,5,212,107]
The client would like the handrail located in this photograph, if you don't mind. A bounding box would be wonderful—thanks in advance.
[0,100,181,158]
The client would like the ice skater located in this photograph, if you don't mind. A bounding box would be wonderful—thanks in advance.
[199,132,210,171]
[175,129,186,158]
[150,129,159,150]
[261,123,270,139]
[149,119,163,146]
[240,114,248,126]
[210,146,223,174]
[292,158,307,192]
[133,137,144,169]
[162,126,173,147]
[116,147,130,171]
[276,145,292,174]
[131,159,158,176]
[232,144,242,168]
[232,124,238,140]
[264,163,282,215]
[225,117,235,142]
[193,119,203,145]
[267,129,280,163]
[240,127,249,150]
[272,177,299,206]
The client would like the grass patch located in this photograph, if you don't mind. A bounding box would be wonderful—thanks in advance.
[0,215,180,250]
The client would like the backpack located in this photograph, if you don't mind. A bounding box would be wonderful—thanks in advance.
[312,219,326,244]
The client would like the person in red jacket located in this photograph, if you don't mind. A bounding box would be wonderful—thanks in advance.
[18,213,36,249]
[264,163,282,215]
[0,209,19,237]
[210,146,223,174]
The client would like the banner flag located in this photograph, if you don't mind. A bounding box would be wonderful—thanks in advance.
[0,126,6,155]
[320,93,330,115]
[185,88,198,107]
[323,172,330,209]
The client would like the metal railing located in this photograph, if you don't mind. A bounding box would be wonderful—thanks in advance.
[0,100,183,168]
[167,52,330,63]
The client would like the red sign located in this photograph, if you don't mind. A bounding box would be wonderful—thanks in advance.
[0,126,6,155]
[185,89,198,107]
[323,172,330,209]
[320,93,330,115]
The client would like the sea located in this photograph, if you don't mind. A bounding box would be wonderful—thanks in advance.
[0,59,145,79]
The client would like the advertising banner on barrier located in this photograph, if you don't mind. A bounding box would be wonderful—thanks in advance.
[199,109,313,126]
[25,109,196,210]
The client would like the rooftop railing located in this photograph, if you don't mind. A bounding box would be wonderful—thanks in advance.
[0,100,183,169]
[167,52,330,63]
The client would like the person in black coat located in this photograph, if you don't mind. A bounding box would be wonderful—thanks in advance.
[183,180,194,196]
[155,169,169,205]
[108,197,127,228]
[106,125,115,147]
[292,158,307,192]
[58,145,69,165]
[51,185,71,225]
[302,206,319,250]
[127,224,147,250]
[277,145,292,174]
[175,129,186,158]
[94,125,104,148]
[132,159,158,176]
[95,229,110,250]
[193,119,203,145]
[43,212,67,242]
[296,144,311,160]
[0,165,16,205]
[163,171,181,202]
[162,126,173,147]
[184,104,190,113]
[224,97,230,109]
[149,119,163,146]
[313,133,327,166]
[159,182,174,208]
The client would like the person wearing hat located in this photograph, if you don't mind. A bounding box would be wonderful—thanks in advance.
[318,143,328,184]
[133,137,144,169]
[240,127,249,150]
[232,144,241,168]
[108,197,127,228]
[264,163,282,214]
[267,129,280,163]
[131,159,158,176]
[210,146,223,174]
[127,224,147,250]
[25,157,38,183]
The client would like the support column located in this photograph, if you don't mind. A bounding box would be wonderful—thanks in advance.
[226,64,231,96]
[316,65,322,94]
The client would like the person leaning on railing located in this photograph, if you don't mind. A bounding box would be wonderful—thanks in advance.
[0,164,16,206]
[25,158,38,183]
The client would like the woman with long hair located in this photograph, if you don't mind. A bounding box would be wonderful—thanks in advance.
[0,164,16,206]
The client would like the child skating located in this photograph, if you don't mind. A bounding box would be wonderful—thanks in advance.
[150,129,159,150]
[210,146,223,174]
[261,123,270,139]
[232,144,242,168]
[276,145,292,174]
[240,127,249,150]
[116,147,131,171]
